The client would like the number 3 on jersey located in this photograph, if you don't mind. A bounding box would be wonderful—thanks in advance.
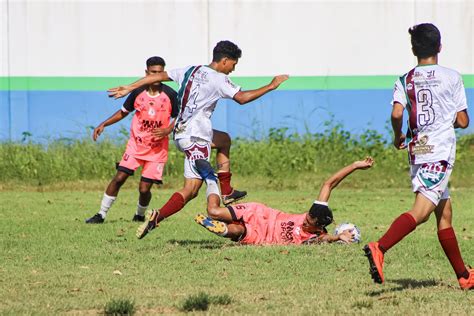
[417,89,435,126]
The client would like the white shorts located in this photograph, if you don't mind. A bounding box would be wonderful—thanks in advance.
[174,137,211,179]
[410,161,452,206]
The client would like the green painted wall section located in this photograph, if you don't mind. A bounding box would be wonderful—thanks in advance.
[1,75,473,91]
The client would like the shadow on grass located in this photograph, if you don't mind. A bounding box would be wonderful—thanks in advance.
[366,278,440,296]
[167,239,234,249]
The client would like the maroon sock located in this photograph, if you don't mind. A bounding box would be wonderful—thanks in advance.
[438,227,469,279]
[217,172,233,195]
[157,192,185,222]
[378,212,417,253]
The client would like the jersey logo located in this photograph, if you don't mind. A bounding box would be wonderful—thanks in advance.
[183,143,209,161]
[417,161,448,189]
[148,108,156,116]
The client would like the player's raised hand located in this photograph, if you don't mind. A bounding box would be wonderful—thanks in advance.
[393,133,407,150]
[92,124,105,141]
[107,86,131,99]
[353,156,374,170]
[269,74,289,90]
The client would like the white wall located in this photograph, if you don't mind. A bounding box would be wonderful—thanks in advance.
[1,0,473,77]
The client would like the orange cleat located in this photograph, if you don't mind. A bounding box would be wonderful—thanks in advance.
[363,242,385,284]
[458,267,474,290]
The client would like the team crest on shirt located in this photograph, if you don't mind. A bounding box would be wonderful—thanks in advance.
[412,134,434,155]
[417,161,448,189]
[148,108,156,116]
[407,83,413,90]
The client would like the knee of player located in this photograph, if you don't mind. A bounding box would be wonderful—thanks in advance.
[221,132,231,148]
[112,174,128,186]
[138,186,152,196]
[207,206,221,219]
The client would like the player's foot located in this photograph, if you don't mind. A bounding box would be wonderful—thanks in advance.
[222,189,247,206]
[458,267,474,290]
[136,210,159,239]
[85,213,104,224]
[363,242,385,284]
[195,214,227,236]
[132,214,146,222]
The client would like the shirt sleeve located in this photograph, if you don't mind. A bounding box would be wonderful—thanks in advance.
[217,75,241,99]
[453,74,468,112]
[167,67,188,85]
[391,77,407,108]
[121,87,144,112]
[162,84,179,118]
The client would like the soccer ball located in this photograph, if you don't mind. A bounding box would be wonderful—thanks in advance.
[334,222,361,243]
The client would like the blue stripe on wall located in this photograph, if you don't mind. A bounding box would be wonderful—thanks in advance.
[1,89,473,142]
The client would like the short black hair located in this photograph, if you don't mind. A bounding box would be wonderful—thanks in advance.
[146,56,166,68]
[308,203,333,228]
[212,41,242,62]
[408,23,441,58]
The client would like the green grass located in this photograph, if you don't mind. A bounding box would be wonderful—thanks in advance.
[0,187,472,314]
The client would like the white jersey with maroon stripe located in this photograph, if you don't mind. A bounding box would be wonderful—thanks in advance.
[392,65,468,165]
[167,65,241,142]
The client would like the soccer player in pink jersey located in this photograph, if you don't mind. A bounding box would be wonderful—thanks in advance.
[108,41,289,238]
[363,23,473,290]
[195,158,374,245]
[85,57,179,224]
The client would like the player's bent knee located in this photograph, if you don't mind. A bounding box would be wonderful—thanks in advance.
[207,207,222,219]
[194,159,217,181]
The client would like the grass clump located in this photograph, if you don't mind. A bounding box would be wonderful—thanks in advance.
[104,298,135,315]
[180,292,232,311]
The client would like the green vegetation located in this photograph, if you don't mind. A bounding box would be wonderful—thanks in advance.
[104,298,135,315]
[1,126,474,190]
[0,188,472,314]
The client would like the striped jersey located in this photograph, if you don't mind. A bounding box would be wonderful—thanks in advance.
[392,65,468,165]
[167,65,241,142]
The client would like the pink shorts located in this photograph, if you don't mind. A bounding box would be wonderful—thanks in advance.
[118,152,165,184]
[228,203,276,245]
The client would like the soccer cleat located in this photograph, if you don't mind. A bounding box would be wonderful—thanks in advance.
[132,214,145,222]
[85,213,104,224]
[195,214,227,236]
[222,189,247,206]
[136,210,159,239]
[363,242,385,284]
[458,267,474,290]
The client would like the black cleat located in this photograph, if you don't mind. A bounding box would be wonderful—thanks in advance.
[222,189,247,206]
[85,213,104,224]
[132,214,146,222]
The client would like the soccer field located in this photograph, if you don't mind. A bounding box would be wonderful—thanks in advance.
[1,188,472,314]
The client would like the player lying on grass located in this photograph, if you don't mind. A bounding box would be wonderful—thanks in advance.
[86,56,178,223]
[109,41,288,231]
[194,157,374,245]
[363,23,473,290]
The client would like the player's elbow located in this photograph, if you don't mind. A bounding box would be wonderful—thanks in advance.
[233,92,248,105]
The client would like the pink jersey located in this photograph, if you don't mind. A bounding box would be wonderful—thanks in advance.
[231,203,317,245]
[121,89,173,162]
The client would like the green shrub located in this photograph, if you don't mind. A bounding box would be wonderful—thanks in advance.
[104,298,135,315]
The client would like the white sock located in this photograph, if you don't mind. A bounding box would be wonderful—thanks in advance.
[217,223,228,237]
[136,203,148,216]
[98,193,116,218]
[205,179,221,200]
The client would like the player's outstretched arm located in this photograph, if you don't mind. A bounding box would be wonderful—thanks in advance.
[93,110,129,141]
[233,74,289,105]
[317,157,374,202]
[454,109,469,129]
[107,72,171,99]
